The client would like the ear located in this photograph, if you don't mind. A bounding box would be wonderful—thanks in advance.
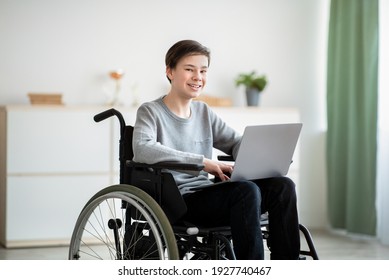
[166,66,173,81]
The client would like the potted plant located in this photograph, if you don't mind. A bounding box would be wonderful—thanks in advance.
[235,71,267,106]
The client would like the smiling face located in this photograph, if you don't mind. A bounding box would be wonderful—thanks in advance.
[166,54,209,100]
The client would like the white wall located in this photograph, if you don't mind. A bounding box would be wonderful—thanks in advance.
[0,0,329,228]
[377,0,389,245]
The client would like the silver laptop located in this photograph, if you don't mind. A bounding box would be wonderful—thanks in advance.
[229,123,302,181]
[190,123,302,191]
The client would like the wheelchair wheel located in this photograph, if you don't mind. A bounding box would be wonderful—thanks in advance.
[69,184,179,260]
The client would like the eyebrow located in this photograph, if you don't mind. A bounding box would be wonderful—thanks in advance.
[183,64,208,69]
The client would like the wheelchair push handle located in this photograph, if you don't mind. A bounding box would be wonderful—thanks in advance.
[94,108,119,122]
[94,108,126,134]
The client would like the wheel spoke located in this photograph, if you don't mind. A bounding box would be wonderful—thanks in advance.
[69,185,179,260]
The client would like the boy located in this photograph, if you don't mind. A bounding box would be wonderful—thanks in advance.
[133,40,300,259]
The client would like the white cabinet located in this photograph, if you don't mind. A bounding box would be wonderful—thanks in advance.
[0,106,113,248]
[6,176,110,243]
[0,105,299,248]
[212,107,301,133]
[6,108,111,174]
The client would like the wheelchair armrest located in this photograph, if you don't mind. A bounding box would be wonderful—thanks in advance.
[217,155,234,161]
[126,160,204,171]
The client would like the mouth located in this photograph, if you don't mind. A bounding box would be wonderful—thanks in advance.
[188,84,202,90]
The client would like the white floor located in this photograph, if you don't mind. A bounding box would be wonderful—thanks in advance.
[1,229,389,260]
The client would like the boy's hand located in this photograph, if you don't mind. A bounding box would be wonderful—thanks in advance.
[203,158,233,181]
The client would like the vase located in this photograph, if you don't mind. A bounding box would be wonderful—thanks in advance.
[245,88,261,106]
[108,70,124,106]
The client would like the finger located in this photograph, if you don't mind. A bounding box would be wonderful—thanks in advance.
[220,173,230,181]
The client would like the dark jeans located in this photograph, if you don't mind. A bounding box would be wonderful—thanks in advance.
[183,177,300,260]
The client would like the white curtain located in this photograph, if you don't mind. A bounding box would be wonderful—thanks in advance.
[377,0,389,245]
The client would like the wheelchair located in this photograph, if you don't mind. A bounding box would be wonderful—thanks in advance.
[68,108,319,260]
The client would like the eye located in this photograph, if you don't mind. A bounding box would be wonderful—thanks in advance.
[185,68,193,72]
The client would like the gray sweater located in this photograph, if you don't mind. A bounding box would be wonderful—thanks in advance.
[132,96,242,195]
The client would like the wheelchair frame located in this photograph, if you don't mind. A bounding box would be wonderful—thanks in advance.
[68,108,319,260]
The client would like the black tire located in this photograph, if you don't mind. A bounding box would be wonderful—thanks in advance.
[69,184,179,260]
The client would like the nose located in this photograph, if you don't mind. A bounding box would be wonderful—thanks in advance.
[193,70,202,81]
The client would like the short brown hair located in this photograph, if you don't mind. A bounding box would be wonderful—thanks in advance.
[165,40,210,82]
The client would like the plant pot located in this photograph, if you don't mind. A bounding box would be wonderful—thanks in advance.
[245,88,261,106]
